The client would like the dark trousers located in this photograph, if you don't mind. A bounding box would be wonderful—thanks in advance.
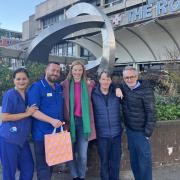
[0,137,34,180]
[126,128,152,180]
[97,135,122,180]
[34,140,53,180]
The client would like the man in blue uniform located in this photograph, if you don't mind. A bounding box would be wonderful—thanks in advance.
[28,62,64,180]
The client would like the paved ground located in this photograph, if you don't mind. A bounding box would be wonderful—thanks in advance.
[50,164,180,180]
[38,164,180,180]
[1,163,178,180]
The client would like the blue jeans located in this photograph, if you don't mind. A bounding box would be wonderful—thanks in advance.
[97,135,122,180]
[0,137,34,180]
[34,140,53,180]
[68,116,88,179]
[126,128,152,180]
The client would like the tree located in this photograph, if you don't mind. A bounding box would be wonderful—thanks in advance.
[0,63,13,104]
[0,62,46,105]
[26,62,46,84]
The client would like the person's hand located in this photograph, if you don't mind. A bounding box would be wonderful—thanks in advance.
[64,124,70,132]
[116,88,123,99]
[26,105,38,116]
[51,119,65,128]
[87,78,91,84]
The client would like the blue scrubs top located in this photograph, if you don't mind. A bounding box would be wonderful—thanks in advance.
[28,78,64,141]
[0,88,31,146]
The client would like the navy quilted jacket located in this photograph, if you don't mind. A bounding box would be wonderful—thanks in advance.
[92,84,123,138]
[120,80,155,137]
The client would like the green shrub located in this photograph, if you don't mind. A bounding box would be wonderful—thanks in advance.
[155,93,180,121]
[26,62,46,85]
[0,64,14,104]
[0,62,45,106]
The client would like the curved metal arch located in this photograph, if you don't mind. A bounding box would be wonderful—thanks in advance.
[68,37,102,58]
[155,20,180,52]
[26,15,104,62]
[66,2,116,72]
[83,37,136,63]
[84,37,102,48]
[70,36,136,64]
[67,38,103,70]
[125,27,158,61]
[115,39,136,63]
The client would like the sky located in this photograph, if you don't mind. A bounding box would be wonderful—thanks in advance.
[0,0,44,32]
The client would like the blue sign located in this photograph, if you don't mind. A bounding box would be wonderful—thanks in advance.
[128,0,180,23]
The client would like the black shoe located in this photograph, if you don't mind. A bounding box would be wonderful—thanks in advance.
[79,178,85,180]
[73,178,79,180]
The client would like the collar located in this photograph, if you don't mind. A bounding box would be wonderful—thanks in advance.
[40,78,58,90]
[130,81,141,90]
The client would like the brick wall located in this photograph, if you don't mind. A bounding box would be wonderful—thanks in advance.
[87,120,180,175]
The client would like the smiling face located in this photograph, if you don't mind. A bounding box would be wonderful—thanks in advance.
[14,72,29,91]
[45,63,60,83]
[72,64,84,81]
[123,69,138,88]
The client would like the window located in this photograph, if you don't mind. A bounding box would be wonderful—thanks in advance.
[91,0,101,6]
[67,43,74,56]
[58,45,63,56]
[42,13,64,29]
[80,47,96,60]
[51,42,76,57]
[105,0,123,7]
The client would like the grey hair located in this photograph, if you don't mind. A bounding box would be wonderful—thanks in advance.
[122,66,139,76]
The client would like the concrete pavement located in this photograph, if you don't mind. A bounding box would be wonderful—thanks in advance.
[39,164,180,180]
[8,163,179,180]
[50,164,180,180]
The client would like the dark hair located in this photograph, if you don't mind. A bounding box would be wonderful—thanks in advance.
[13,68,29,79]
[47,61,60,67]
[98,70,112,80]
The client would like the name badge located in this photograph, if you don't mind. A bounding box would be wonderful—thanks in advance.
[47,93,52,97]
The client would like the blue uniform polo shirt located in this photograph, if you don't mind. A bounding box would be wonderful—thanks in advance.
[0,88,31,146]
[28,78,64,141]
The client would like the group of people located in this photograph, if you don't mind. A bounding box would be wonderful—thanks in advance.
[0,60,156,180]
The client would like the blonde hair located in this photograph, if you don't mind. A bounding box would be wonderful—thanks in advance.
[67,60,87,80]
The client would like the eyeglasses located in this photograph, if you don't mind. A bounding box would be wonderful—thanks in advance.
[123,76,137,80]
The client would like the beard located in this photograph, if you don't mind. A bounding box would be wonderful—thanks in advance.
[46,74,59,83]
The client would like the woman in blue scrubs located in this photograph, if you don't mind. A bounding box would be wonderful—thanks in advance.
[0,68,38,180]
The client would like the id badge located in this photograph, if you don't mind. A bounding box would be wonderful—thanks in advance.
[47,93,52,97]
